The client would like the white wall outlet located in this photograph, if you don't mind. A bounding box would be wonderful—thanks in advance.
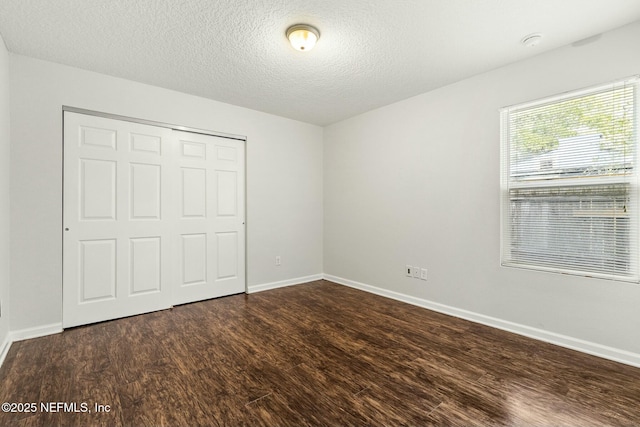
[406,265,412,277]
[420,268,428,280]
[412,267,420,278]
[275,256,281,266]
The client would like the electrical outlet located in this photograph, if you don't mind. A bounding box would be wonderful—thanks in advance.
[275,256,281,266]
[412,267,420,278]
[420,268,428,281]
[406,265,412,277]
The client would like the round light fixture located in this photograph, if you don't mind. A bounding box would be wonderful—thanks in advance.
[521,33,543,48]
[286,24,320,51]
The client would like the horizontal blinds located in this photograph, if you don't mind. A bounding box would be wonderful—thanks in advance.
[508,184,633,277]
[501,78,638,281]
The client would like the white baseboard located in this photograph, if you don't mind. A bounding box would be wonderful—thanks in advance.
[248,274,323,294]
[10,323,63,343]
[0,332,11,367]
[324,274,640,369]
[0,323,62,368]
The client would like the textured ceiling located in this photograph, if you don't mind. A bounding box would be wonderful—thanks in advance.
[1,1,639,125]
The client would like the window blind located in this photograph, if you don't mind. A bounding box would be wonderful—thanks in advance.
[501,78,639,281]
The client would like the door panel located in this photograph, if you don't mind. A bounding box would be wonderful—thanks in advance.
[80,126,117,149]
[181,233,207,286]
[80,159,116,220]
[181,167,207,217]
[130,132,161,155]
[216,232,238,280]
[130,163,161,220]
[63,112,174,328]
[216,171,237,216]
[130,237,161,295]
[173,131,245,305]
[79,239,116,302]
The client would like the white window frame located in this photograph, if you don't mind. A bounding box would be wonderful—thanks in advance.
[500,77,640,282]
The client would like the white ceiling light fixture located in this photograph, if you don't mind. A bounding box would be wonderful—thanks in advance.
[521,33,543,47]
[286,24,320,51]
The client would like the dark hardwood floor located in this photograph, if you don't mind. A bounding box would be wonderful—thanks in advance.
[1,280,639,426]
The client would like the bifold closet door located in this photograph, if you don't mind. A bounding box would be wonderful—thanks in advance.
[173,131,245,305]
[63,112,174,328]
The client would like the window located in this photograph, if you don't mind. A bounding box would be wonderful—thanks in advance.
[500,78,639,282]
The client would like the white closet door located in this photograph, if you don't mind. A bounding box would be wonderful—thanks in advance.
[63,112,174,327]
[173,131,245,305]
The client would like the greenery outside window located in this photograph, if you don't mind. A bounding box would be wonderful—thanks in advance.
[500,78,639,282]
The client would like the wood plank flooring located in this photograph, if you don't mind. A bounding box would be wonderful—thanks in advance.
[1,280,639,426]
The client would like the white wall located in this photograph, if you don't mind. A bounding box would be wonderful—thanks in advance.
[324,21,640,357]
[9,55,323,332]
[0,35,10,357]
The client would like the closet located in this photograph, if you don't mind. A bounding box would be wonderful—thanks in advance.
[62,110,245,327]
